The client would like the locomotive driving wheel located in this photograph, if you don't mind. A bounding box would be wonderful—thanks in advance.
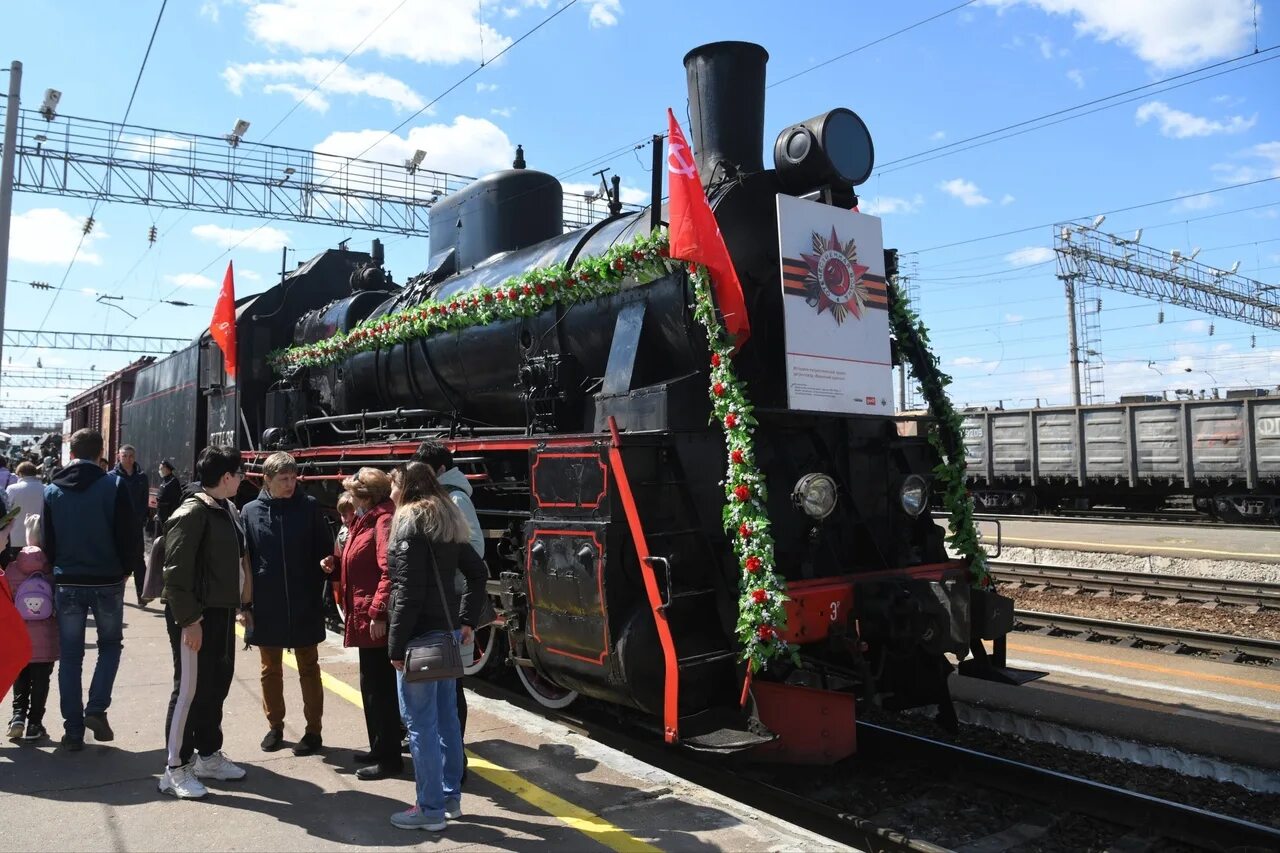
[515,664,579,709]
[463,621,504,677]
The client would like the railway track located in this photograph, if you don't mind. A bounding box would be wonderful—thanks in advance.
[468,677,1280,851]
[952,510,1280,531]
[992,560,1280,609]
[1012,609,1280,664]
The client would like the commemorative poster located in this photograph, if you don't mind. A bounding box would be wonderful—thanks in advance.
[776,194,894,415]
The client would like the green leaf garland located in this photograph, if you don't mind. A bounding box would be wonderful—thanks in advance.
[687,264,795,673]
[270,230,672,371]
[885,278,991,588]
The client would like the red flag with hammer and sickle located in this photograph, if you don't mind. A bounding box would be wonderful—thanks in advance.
[210,261,237,379]
[666,108,751,348]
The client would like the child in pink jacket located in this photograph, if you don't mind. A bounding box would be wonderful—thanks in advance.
[6,517,57,741]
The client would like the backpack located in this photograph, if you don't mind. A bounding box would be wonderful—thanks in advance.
[15,572,54,621]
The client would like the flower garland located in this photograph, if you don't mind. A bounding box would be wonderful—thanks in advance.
[687,265,794,673]
[885,279,991,588]
[270,230,672,370]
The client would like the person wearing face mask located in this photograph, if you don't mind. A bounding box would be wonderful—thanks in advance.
[325,467,400,779]
[240,452,333,756]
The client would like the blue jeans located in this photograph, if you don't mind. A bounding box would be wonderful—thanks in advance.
[397,632,464,820]
[57,583,125,738]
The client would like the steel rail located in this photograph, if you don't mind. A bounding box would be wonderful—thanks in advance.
[957,510,1280,532]
[1014,609,1280,662]
[992,560,1280,608]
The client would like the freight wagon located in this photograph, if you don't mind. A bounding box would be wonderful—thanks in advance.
[64,357,156,465]
[961,394,1280,522]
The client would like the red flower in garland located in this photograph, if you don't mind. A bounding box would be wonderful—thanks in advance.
[484,292,494,302]
[750,589,768,604]
[745,555,762,573]
[535,284,547,296]
[496,290,506,301]
[713,382,725,397]
[632,249,645,261]
[724,412,738,428]
[509,287,519,300]
[449,301,459,311]
[731,449,744,464]
[613,257,626,271]
[756,624,776,641]
[711,353,721,367]
[523,284,533,296]
[733,484,750,502]
[738,523,751,538]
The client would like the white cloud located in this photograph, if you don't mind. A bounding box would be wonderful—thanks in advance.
[1135,100,1256,138]
[476,82,499,93]
[1171,191,1221,212]
[1066,68,1085,88]
[588,0,622,27]
[981,0,1255,70]
[1212,94,1245,107]
[1004,313,1026,323]
[1211,141,1280,183]
[164,273,219,289]
[224,59,425,112]
[199,1,224,22]
[930,130,946,141]
[953,356,986,366]
[117,133,194,163]
[313,115,515,180]
[1001,193,1016,205]
[860,194,925,216]
[239,269,263,282]
[1004,246,1055,266]
[490,107,514,118]
[191,223,292,253]
[244,0,513,64]
[939,178,990,206]
[10,208,108,265]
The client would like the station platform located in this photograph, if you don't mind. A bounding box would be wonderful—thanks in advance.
[973,517,1280,565]
[0,602,848,852]
[951,633,1280,785]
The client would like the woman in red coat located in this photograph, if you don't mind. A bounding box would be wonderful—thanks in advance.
[329,467,401,779]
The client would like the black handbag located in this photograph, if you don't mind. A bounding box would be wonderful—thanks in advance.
[402,544,464,683]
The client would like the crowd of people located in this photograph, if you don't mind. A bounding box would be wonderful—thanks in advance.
[1,430,488,832]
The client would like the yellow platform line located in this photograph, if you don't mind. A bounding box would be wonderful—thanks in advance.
[1001,535,1280,561]
[235,627,659,853]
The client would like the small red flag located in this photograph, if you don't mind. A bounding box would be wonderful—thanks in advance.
[210,261,237,379]
[666,108,750,348]
[0,572,33,702]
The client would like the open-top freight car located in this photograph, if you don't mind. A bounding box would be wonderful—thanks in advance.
[961,393,1280,522]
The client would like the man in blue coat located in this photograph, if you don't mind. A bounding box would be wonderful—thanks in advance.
[239,452,333,756]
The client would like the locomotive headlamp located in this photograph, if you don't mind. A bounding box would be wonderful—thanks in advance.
[793,473,838,520]
[773,108,875,193]
[899,475,929,517]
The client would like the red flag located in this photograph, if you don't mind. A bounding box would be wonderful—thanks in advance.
[0,572,32,702]
[210,261,237,379]
[666,108,750,347]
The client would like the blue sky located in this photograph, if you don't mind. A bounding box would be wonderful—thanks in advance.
[3,0,1278,422]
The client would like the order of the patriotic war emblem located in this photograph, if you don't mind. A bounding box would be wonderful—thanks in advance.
[799,227,870,325]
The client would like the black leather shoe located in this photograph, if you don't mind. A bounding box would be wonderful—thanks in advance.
[352,750,379,764]
[292,733,322,756]
[356,763,402,780]
[260,729,284,752]
[83,714,114,742]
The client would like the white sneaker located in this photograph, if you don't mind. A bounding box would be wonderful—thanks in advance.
[193,751,247,781]
[159,764,208,799]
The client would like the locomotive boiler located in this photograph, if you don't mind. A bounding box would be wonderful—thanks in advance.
[121,41,1017,763]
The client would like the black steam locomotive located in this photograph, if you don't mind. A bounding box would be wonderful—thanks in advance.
[120,42,1015,763]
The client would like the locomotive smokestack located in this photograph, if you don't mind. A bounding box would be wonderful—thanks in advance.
[683,41,768,186]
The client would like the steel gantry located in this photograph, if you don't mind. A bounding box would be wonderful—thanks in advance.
[1055,222,1280,404]
[2,106,642,236]
[3,328,188,354]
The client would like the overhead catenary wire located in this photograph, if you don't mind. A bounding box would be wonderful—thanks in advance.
[20,0,169,350]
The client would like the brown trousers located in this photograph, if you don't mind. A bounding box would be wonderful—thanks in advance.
[258,645,323,736]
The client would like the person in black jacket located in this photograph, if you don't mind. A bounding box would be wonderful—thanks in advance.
[154,460,182,527]
[386,463,486,832]
[239,452,334,757]
[113,445,150,605]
